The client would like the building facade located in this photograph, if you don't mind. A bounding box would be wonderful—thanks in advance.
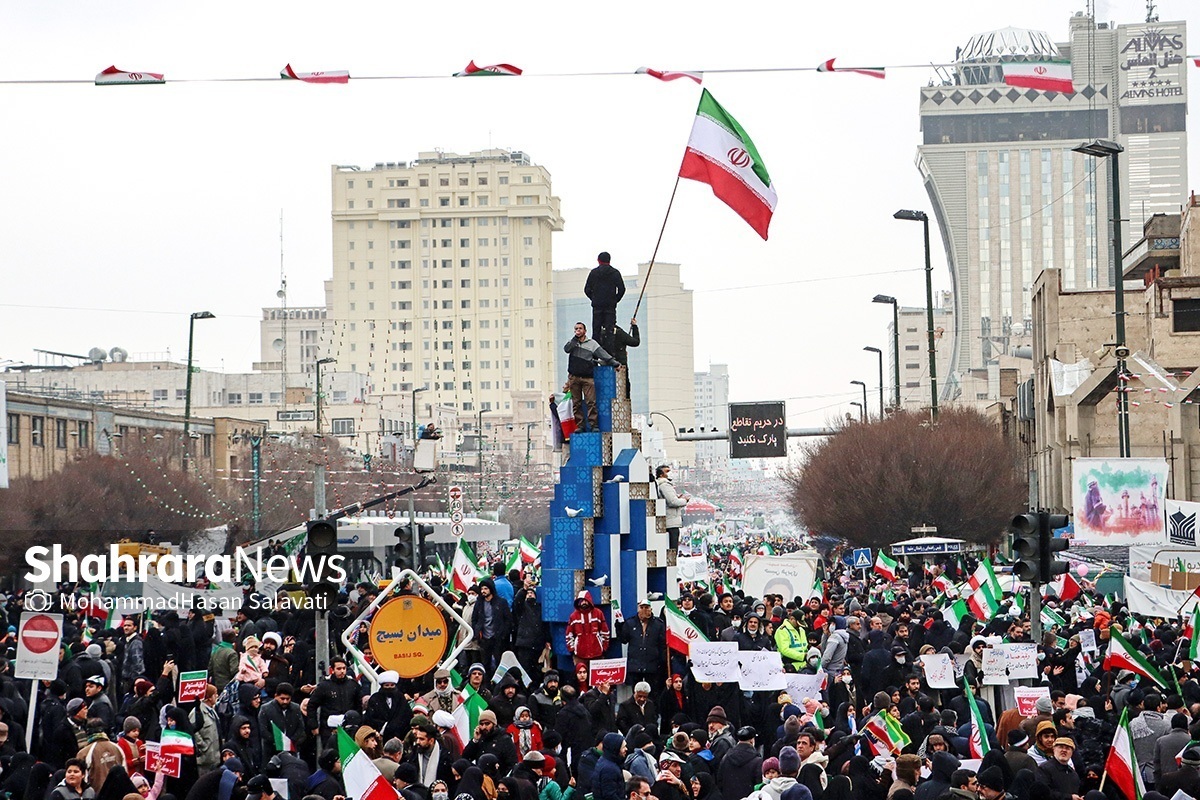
[891,295,956,412]
[553,262,695,464]
[694,364,730,469]
[917,15,1188,398]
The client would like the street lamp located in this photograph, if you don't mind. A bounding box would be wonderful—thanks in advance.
[315,357,336,436]
[183,311,215,470]
[893,210,937,420]
[1073,139,1130,458]
[850,401,864,422]
[850,380,868,421]
[863,347,884,418]
[872,294,900,410]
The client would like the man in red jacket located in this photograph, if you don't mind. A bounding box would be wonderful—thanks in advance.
[566,590,610,668]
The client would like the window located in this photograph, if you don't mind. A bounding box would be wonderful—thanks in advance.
[151,389,167,401]
[55,419,68,448]
[499,176,509,185]
[333,391,348,402]
[904,345,920,351]
[905,381,921,388]
[460,238,469,247]
[906,362,921,369]
[523,236,533,246]
[439,197,450,207]
[77,421,90,447]
[348,200,354,209]
[419,178,429,187]
[366,180,372,188]
[525,339,534,348]
[522,175,532,183]
[248,393,264,405]
[460,218,470,227]
[30,416,44,447]
[7,414,18,445]
[461,300,471,308]
[459,176,469,186]
[525,360,536,368]
[441,239,452,248]
[524,278,534,286]
[270,392,282,403]
[175,388,186,401]
[460,279,471,288]
[458,197,469,206]
[332,418,356,436]
[1174,298,1200,333]
[440,176,450,187]
[524,298,534,307]
[228,393,242,404]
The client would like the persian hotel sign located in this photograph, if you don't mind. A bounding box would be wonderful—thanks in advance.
[1117,22,1186,105]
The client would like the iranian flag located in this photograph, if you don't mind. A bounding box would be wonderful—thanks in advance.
[551,392,576,442]
[942,598,970,628]
[806,574,824,602]
[817,58,885,79]
[636,67,703,85]
[160,729,194,756]
[963,677,990,757]
[757,542,776,556]
[1188,605,1200,661]
[1041,606,1068,630]
[1003,61,1075,93]
[874,551,898,581]
[450,685,489,752]
[665,598,709,655]
[519,536,541,564]
[95,66,164,85]
[967,559,1003,596]
[1105,629,1169,688]
[504,547,521,575]
[272,721,296,753]
[862,710,911,754]
[679,89,777,240]
[451,538,484,593]
[931,573,953,594]
[280,64,350,84]
[1044,573,1082,601]
[1106,708,1145,800]
[339,727,399,800]
[455,61,522,77]
[966,580,1001,619]
[729,549,743,577]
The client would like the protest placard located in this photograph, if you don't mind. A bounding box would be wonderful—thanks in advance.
[1013,686,1050,716]
[982,647,1008,684]
[783,672,826,702]
[1001,643,1038,680]
[919,653,957,689]
[589,657,627,686]
[689,641,740,682]
[1079,629,1097,653]
[738,651,787,691]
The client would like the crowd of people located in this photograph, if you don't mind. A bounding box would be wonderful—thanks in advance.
[0,544,1196,800]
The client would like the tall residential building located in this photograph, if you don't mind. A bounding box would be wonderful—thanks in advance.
[328,149,563,446]
[917,15,1188,398]
[694,364,729,469]
[890,293,956,412]
[553,262,695,464]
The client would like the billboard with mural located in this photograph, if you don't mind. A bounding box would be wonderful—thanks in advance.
[1071,458,1169,545]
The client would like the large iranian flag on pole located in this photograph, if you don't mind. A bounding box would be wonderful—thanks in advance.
[519,536,541,564]
[451,538,484,593]
[450,685,489,752]
[665,598,710,655]
[339,727,399,800]
[964,677,990,757]
[1105,629,1169,688]
[1188,604,1200,661]
[679,89,777,240]
[874,551,898,581]
[1105,708,1145,800]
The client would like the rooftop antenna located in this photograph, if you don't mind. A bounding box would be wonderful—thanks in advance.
[1146,0,1158,22]
[278,210,288,412]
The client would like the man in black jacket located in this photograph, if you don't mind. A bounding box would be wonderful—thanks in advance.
[584,252,626,353]
[306,659,363,739]
[717,727,762,800]
[619,600,666,690]
[609,318,639,399]
[463,709,519,774]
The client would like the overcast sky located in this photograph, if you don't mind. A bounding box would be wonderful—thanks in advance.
[2,0,1197,429]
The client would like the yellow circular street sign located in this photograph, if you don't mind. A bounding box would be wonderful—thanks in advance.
[368,595,449,678]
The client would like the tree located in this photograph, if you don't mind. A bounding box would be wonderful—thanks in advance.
[782,408,1027,549]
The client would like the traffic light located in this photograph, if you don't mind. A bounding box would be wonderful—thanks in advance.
[306,518,339,610]
[1010,511,1071,584]
[1011,513,1041,583]
[393,525,416,571]
[416,523,434,568]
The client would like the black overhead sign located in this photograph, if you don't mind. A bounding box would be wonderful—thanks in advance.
[728,401,787,459]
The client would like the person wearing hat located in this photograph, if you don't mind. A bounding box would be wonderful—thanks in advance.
[976,766,1007,800]
[1020,695,1055,740]
[366,670,413,743]
[566,590,610,668]
[236,636,267,688]
[625,731,659,783]
[620,599,667,692]
[706,707,735,768]
[653,751,689,800]
[1158,746,1200,798]
[1029,721,1058,766]
[258,681,306,759]
[531,671,563,729]
[1004,729,1036,776]
[717,726,762,800]
[182,750,245,800]
[463,708,519,774]
[422,669,461,715]
[76,717,123,793]
[245,774,276,800]
[1039,736,1081,793]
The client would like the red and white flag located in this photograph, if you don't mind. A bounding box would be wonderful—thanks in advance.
[1105,708,1145,800]
[280,64,350,84]
[1003,61,1074,93]
[95,66,164,86]
[817,58,885,80]
[455,61,522,77]
[636,67,702,85]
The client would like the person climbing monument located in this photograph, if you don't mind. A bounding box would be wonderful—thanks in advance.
[584,251,626,353]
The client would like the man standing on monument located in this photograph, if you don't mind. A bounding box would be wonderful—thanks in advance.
[585,251,625,353]
[564,322,618,435]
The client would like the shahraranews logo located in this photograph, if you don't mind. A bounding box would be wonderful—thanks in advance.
[24,544,347,585]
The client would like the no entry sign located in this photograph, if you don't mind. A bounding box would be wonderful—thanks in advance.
[15,612,62,680]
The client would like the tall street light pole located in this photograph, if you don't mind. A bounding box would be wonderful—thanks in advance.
[872,295,900,410]
[183,311,215,470]
[850,401,864,422]
[850,380,868,421]
[1074,139,1130,458]
[315,357,336,436]
[863,347,884,419]
[893,210,938,420]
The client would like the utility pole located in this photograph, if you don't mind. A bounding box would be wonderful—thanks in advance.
[312,463,327,756]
